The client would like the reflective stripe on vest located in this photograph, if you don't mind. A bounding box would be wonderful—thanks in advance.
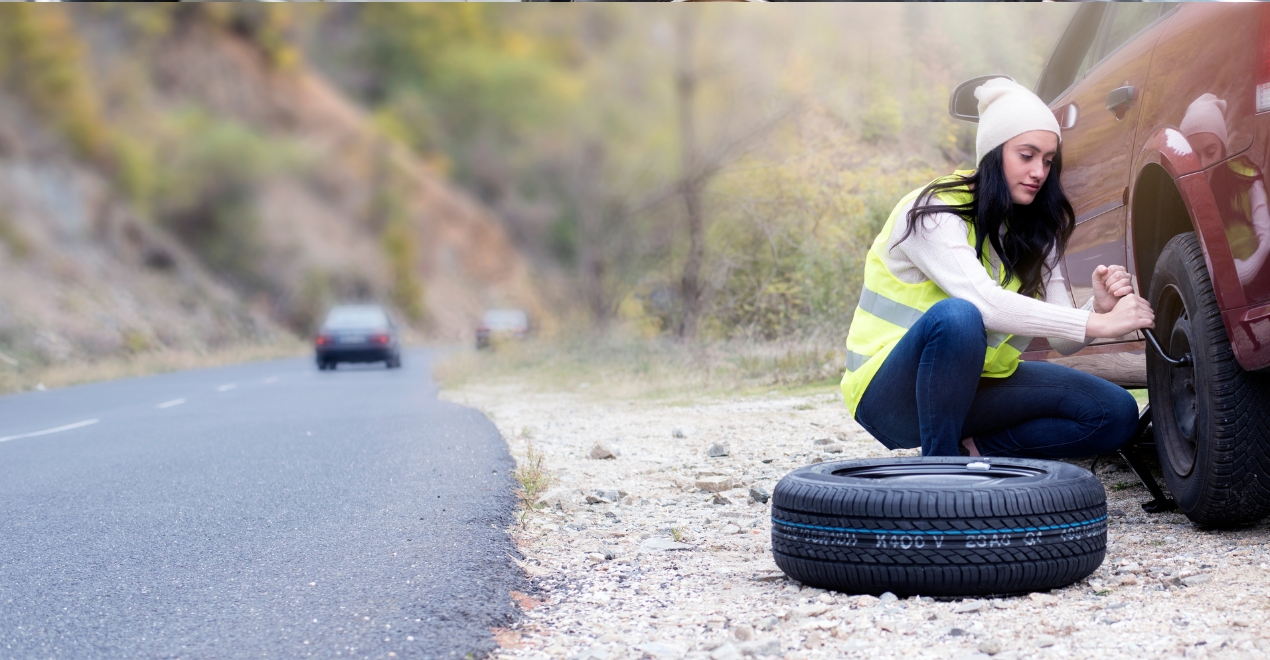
[857,287,925,329]
[845,285,1035,373]
[845,349,871,372]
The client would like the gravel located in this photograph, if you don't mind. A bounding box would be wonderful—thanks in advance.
[443,383,1270,660]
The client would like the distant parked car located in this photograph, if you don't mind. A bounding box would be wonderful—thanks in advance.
[315,304,401,370]
[476,309,530,349]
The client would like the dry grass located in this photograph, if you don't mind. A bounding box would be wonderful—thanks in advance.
[512,440,552,527]
[434,332,1154,415]
[0,340,309,395]
[432,331,846,404]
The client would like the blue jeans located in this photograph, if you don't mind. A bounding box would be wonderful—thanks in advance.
[854,298,1140,458]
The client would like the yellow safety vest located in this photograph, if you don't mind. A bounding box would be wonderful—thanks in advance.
[841,171,1033,418]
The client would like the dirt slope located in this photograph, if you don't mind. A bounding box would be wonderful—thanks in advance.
[0,91,283,376]
[150,15,544,340]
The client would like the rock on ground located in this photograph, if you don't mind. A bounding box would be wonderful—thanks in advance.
[590,444,617,460]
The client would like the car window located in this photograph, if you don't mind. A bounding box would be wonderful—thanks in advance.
[1098,3,1167,63]
[1035,4,1108,104]
[1072,34,1100,84]
[324,307,389,329]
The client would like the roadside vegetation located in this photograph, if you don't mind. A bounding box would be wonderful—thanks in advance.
[511,439,552,527]
[437,335,1149,411]
[434,330,846,403]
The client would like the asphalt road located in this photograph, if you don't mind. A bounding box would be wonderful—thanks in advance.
[0,349,523,659]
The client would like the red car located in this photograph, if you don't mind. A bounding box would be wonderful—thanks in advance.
[952,2,1270,527]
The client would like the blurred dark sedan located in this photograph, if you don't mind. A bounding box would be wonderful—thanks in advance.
[315,304,402,370]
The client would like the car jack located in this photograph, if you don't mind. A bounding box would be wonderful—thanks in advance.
[1092,405,1177,513]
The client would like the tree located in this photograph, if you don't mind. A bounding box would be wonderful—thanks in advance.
[672,13,797,339]
[674,14,706,339]
[567,139,610,323]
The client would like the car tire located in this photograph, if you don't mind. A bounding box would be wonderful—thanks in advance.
[770,457,1107,597]
[1147,232,1270,527]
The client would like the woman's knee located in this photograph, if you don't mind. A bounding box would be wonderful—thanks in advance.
[925,299,986,346]
[1076,385,1139,451]
[1105,388,1141,447]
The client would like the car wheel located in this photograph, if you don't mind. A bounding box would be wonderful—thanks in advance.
[771,457,1106,597]
[1148,232,1270,527]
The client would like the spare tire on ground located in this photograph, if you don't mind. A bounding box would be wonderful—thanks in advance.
[771,457,1107,598]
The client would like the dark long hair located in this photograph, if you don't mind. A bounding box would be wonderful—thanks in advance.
[897,145,1075,299]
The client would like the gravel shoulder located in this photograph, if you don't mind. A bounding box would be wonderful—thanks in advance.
[442,382,1270,660]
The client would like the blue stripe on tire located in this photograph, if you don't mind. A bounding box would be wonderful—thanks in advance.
[771,514,1107,536]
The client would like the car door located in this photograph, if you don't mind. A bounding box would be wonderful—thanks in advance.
[1052,3,1172,333]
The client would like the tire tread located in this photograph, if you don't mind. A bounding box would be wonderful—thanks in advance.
[1149,233,1270,526]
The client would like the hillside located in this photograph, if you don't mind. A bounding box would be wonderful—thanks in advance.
[0,89,282,381]
[146,11,544,336]
[0,5,543,391]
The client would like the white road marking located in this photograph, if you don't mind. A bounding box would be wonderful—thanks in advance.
[262,376,279,384]
[216,383,237,392]
[156,398,186,409]
[0,419,100,444]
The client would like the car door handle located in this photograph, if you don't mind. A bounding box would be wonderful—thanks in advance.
[1106,85,1137,113]
[1055,103,1078,130]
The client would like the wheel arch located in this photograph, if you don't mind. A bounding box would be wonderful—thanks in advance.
[1130,163,1193,298]
[1129,129,1246,311]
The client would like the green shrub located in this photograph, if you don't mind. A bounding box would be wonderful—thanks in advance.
[383,222,427,324]
[860,81,903,144]
[292,269,335,336]
[698,147,939,342]
[0,5,110,159]
[0,211,32,259]
[368,160,428,326]
[152,110,302,290]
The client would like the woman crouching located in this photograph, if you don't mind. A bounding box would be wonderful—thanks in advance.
[842,78,1155,459]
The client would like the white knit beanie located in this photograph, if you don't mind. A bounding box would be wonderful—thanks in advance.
[974,78,1062,165]
[1179,93,1228,148]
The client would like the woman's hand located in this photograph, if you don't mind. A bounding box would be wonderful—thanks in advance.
[1091,264,1134,314]
[1086,293,1155,339]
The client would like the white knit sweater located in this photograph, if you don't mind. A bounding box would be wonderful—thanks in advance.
[880,196,1094,356]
